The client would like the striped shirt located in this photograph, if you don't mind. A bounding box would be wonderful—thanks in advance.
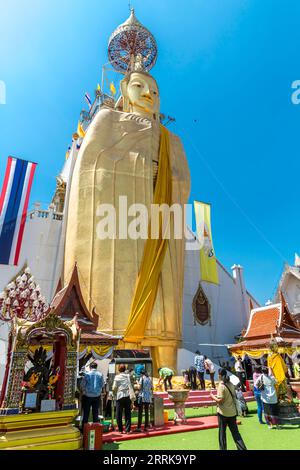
[138,376,153,404]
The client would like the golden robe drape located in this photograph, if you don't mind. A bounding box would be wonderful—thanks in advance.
[123,125,172,342]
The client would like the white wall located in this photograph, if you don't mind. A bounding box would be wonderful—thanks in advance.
[181,233,259,367]
[280,272,300,315]
[0,206,63,303]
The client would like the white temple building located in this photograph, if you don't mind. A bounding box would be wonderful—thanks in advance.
[178,228,259,369]
[274,256,300,328]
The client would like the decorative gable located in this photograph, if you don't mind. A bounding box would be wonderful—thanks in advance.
[192,283,211,326]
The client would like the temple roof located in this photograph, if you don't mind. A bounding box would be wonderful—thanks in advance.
[50,264,119,346]
[80,331,119,345]
[229,293,300,351]
[50,264,97,328]
[243,304,282,338]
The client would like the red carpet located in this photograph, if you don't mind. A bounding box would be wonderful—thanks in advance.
[103,416,222,443]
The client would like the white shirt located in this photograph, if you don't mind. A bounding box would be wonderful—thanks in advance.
[204,358,215,373]
[260,375,278,404]
[235,360,244,373]
[112,373,131,401]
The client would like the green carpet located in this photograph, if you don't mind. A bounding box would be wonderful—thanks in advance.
[103,403,300,451]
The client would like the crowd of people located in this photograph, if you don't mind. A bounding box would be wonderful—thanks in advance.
[182,351,216,391]
[79,362,154,435]
[77,350,300,450]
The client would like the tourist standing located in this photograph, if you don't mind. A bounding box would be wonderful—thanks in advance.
[158,367,174,392]
[257,367,280,429]
[253,365,265,424]
[234,356,246,391]
[81,363,104,429]
[210,369,247,451]
[182,369,190,388]
[204,355,216,389]
[235,385,248,417]
[188,366,198,390]
[194,350,206,390]
[135,369,153,432]
[113,364,135,434]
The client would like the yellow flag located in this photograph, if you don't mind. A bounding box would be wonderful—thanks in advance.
[194,201,219,284]
[110,82,116,96]
[97,83,101,92]
[77,121,86,139]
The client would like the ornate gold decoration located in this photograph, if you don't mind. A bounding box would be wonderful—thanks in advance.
[0,265,49,323]
[23,312,76,348]
[52,176,66,213]
[192,283,211,326]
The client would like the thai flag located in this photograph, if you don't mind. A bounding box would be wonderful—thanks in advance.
[0,157,37,266]
[85,92,92,109]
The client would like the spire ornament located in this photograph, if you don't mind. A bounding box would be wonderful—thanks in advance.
[108,9,158,74]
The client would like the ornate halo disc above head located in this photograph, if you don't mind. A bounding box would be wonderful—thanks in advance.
[108,9,158,74]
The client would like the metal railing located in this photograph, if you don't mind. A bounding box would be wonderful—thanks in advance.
[27,205,63,222]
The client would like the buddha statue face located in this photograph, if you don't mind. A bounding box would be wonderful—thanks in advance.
[121,72,160,119]
[270,340,278,353]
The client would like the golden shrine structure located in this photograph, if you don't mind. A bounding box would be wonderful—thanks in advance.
[229,293,300,361]
[229,292,300,424]
[0,265,119,450]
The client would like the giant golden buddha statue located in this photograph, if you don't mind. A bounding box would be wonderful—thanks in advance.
[64,12,190,371]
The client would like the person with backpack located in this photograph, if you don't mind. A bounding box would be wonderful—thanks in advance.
[135,369,153,432]
[81,362,104,430]
[256,366,280,429]
[210,368,247,450]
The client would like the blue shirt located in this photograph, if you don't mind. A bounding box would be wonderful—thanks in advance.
[82,370,104,397]
[194,354,205,373]
[138,376,153,403]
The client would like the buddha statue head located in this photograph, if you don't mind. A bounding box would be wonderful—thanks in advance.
[270,337,279,353]
[120,71,160,120]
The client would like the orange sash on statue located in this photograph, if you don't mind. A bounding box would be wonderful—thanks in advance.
[123,125,172,343]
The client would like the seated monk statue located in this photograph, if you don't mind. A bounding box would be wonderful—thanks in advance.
[64,70,190,372]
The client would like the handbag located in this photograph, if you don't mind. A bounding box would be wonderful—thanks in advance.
[224,383,243,417]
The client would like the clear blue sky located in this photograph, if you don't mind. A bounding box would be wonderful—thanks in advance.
[0,0,299,304]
